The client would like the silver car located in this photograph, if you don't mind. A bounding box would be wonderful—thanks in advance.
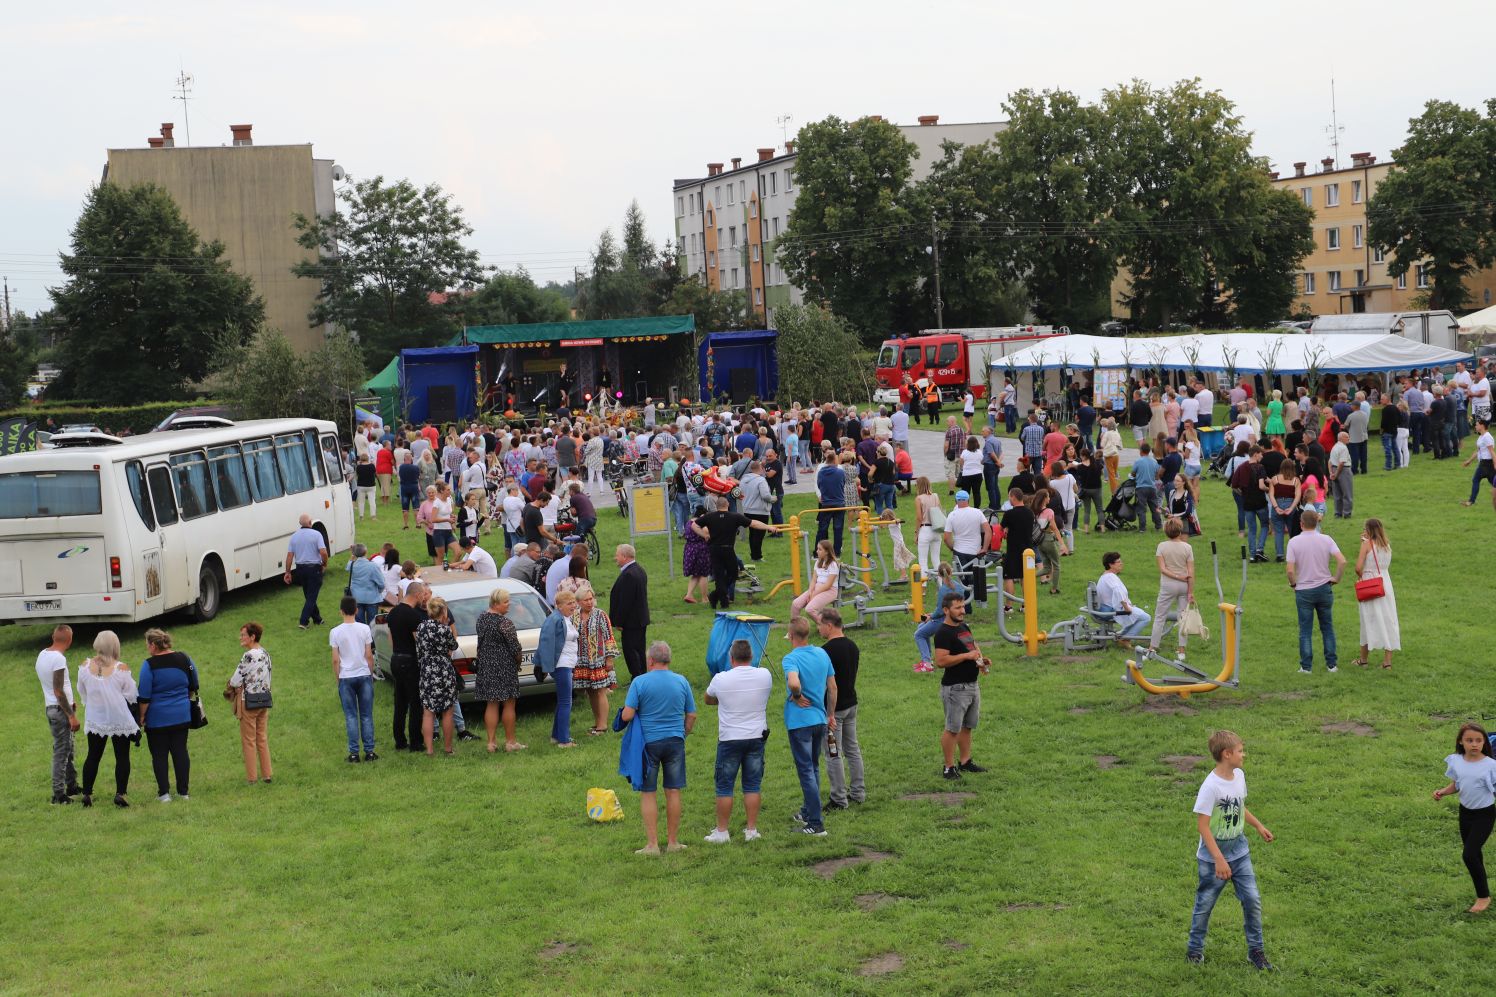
[372,574,553,702]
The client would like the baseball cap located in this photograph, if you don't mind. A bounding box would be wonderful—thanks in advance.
[511,542,529,554]
[954,490,970,502]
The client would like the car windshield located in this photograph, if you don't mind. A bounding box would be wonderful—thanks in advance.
[448,591,551,634]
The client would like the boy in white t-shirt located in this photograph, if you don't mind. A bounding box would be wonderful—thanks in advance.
[329,596,377,763]
[702,639,773,843]
[1187,730,1275,969]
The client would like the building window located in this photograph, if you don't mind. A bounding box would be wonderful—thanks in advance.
[749,200,757,219]
[1352,179,1362,203]
[717,227,722,248]
[770,172,777,194]
[772,217,780,238]
[690,233,696,252]
[739,180,746,201]
[707,251,715,268]
[1326,227,1340,251]
[1303,272,1316,294]
[688,195,695,216]
[786,169,794,191]
[727,184,734,205]
[761,220,768,241]
[1373,246,1385,264]
[1397,272,1407,290]
[729,226,737,248]
[1355,268,1365,287]
[754,287,763,306]
[1300,187,1311,206]
[731,268,740,289]
[677,196,684,216]
[697,192,704,213]
[1325,183,1339,207]
[1352,224,1363,248]
[1328,271,1342,292]
[1416,264,1430,289]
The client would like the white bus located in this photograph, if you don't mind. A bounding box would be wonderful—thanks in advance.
[0,418,355,626]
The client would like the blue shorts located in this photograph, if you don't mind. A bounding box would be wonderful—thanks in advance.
[642,736,687,792]
[714,737,766,796]
[400,488,420,510]
[432,528,455,549]
[1182,464,1201,479]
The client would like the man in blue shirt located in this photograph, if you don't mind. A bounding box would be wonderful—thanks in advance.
[782,617,838,836]
[1158,437,1183,491]
[1130,445,1163,532]
[283,514,329,628]
[814,454,847,556]
[622,641,696,854]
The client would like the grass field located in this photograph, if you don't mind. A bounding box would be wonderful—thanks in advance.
[3,452,1495,994]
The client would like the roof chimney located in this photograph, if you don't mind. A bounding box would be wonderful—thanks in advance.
[707,162,723,177]
[230,124,253,146]
[160,123,175,148]
[1321,156,1334,172]
[757,147,775,162]
[918,114,940,126]
[147,136,165,148]
[731,157,741,170]
[784,140,795,154]
[1293,161,1306,177]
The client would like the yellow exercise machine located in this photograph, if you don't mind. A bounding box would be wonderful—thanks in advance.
[990,550,1045,657]
[1123,543,1247,698]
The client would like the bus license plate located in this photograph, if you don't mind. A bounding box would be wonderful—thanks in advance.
[25,600,60,612]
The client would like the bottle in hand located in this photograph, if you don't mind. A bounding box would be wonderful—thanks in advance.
[827,730,840,759]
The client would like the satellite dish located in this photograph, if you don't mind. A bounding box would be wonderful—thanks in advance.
[332,165,346,181]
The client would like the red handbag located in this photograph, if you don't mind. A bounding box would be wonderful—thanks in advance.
[1354,546,1385,602]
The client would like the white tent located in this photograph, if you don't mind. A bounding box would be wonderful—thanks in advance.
[1459,305,1496,337]
[990,332,1473,375]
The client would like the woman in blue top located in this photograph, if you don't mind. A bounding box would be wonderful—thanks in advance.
[346,543,387,625]
[137,628,201,803]
[1434,722,1496,913]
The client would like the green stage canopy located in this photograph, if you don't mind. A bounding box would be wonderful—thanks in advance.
[363,355,400,426]
[457,315,695,346]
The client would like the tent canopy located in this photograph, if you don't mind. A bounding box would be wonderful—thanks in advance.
[698,330,779,402]
[460,315,694,346]
[400,346,479,424]
[1460,304,1496,336]
[362,356,400,426]
[992,332,1473,376]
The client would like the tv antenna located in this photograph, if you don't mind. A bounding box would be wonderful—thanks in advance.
[173,70,194,147]
[1324,74,1344,169]
[776,114,794,147]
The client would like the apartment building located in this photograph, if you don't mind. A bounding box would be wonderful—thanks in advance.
[1274,153,1496,316]
[672,115,1006,326]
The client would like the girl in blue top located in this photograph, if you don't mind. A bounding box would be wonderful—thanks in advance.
[1433,722,1496,913]
[137,628,201,802]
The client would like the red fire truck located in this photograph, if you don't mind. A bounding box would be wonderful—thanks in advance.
[873,326,1068,403]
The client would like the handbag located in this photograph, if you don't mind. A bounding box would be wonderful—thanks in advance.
[926,503,946,531]
[1355,546,1386,602]
[1178,600,1210,640]
[243,689,273,711]
[188,694,209,729]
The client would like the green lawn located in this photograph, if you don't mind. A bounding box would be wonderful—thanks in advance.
[3,455,1495,994]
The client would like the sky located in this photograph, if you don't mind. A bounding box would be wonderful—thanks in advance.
[2,0,1492,319]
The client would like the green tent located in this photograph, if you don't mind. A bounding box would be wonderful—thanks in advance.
[363,356,400,426]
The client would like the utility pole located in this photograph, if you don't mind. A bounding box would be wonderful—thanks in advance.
[930,215,943,330]
[2,276,10,332]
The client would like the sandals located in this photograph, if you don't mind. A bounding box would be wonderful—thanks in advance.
[504,742,528,752]
[1351,658,1370,668]
[587,727,608,736]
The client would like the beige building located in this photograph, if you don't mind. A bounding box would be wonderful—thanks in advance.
[1274,153,1496,317]
[104,123,337,352]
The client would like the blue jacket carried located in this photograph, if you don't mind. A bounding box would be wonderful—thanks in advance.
[612,707,646,791]
[533,611,567,675]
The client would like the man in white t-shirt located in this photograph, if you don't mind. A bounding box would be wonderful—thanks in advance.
[703,639,774,843]
[449,544,498,578]
[1095,551,1150,641]
[943,490,992,605]
[37,624,79,803]
[1193,382,1215,428]
[1180,391,1200,428]
[329,596,377,762]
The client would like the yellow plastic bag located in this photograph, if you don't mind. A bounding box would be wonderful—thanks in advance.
[586,787,624,822]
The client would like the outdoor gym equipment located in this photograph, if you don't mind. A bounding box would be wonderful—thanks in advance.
[840,511,918,629]
[1122,543,1247,698]
[1045,583,1125,653]
[763,507,865,603]
[988,552,1045,656]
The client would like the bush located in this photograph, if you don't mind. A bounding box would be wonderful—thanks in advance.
[0,400,222,435]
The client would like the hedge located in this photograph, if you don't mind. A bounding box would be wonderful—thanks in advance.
[0,399,224,436]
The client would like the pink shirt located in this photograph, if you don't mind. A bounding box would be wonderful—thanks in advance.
[1286,528,1341,589]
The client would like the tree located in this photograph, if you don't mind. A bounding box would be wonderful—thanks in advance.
[773,304,870,403]
[216,328,368,434]
[1368,99,1496,312]
[662,278,751,333]
[292,176,486,369]
[464,269,570,327]
[1224,184,1316,328]
[49,182,263,403]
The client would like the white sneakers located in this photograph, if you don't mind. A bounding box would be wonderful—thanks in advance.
[743,828,761,842]
[157,794,171,803]
[704,829,731,844]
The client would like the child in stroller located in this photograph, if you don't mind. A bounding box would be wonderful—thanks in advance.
[1102,478,1139,532]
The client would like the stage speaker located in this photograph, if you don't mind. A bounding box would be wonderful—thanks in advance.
[427,385,457,424]
[729,368,756,404]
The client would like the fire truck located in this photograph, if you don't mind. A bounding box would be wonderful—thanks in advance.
[872,326,1068,404]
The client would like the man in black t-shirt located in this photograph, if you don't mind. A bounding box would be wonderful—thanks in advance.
[817,608,863,808]
[690,495,776,609]
[521,493,554,547]
[384,582,429,751]
[1231,447,1269,562]
[931,593,989,781]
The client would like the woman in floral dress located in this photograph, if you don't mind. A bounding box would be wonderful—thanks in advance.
[416,597,460,755]
[570,584,619,735]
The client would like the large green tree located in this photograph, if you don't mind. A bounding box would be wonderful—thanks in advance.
[464,269,571,327]
[215,328,367,434]
[663,277,750,332]
[772,303,871,404]
[576,201,685,320]
[49,182,264,403]
[1368,99,1496,312]
[292,176,486,369]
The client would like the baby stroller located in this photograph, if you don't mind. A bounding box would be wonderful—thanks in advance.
[1102,479,1139,532]
[1206,444,1235,480]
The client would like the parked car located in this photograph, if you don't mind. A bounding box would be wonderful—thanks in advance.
[1472,344,1496,366]
[1099,320,1129,336]
[372,573,553,702]
[154,405,237,431]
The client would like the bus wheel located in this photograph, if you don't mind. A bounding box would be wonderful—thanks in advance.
[191,562,223,622]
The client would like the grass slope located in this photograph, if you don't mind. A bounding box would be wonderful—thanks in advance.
[2,456,1494,994]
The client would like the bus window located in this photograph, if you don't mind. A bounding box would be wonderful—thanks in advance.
[145,466,179,527]
[876,344,896,369]
[320,434,344,482]
[901,345,921,369]
[243,439,284,501]
[303,430,327,486]
[169,452,216,520]
[0,470,102,518]
[936,341,959,366]
[124,461,155,530]
[274,434,314,494]
[207,445,251,511]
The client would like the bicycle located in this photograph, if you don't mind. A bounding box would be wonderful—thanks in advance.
[555,510,600,565]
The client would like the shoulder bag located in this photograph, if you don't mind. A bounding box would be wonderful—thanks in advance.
[243,688,273,711]
[926,502,947,531]
[1354,546,1386,602]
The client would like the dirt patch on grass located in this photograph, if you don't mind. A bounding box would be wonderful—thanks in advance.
[538,941,577,961]
[1321,720,1378,737]
[858,953,904,977]
[855,892,898,911]
[1067,707,1091,715]
[811,847,897,879]
[1134,699,1198,716]
[1429,713,1453,723]
[1160,754,1205,774]
[1001,902,1071,912]
[900,792,976,806]
[1095,755,1122,769]
[942,939,970,951]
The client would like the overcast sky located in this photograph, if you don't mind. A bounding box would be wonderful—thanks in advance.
[2,1,1492,318]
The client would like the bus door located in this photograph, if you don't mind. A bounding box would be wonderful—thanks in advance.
[143,463,189,612]
[318,431,353,549]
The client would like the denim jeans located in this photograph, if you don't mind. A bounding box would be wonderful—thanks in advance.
[815,510,844,558]
[1350,440,1368,475]
[1294,583,1336,670]
[1409,411,1427,454]
[826,706,864,806]
[551,667,574,744]
[1270,506,1294,558]
[1231,491,1245,532]
[356,603,380,626]
[1188,835,1263,955]
[45,706,77,795]
[873,483,896,516]
[1244,506,1268,556]
[914,617,945,663]
[294,564,324,626]
[1134,487,1159,532]
[1381,432,1399,470]
[338,675,375,755]
[1098,603,1151,638]
[713,738,765,796]
[1472,461,1496,503]
[787,724,825,831]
